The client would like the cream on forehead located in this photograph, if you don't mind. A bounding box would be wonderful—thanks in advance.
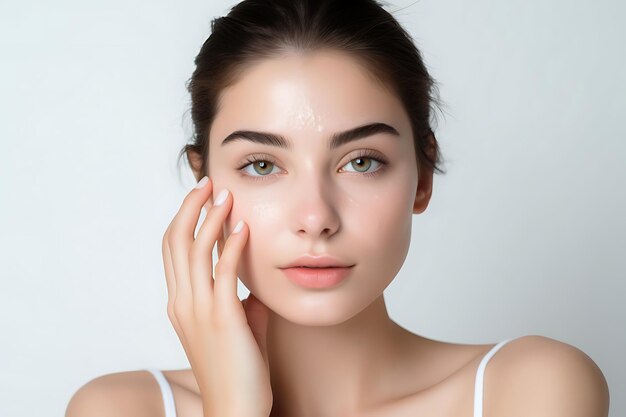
[273,82,325,133]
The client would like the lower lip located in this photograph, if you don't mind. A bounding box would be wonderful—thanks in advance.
[281,266,354,288]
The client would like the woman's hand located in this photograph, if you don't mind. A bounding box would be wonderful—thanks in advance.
[161,176,272,417]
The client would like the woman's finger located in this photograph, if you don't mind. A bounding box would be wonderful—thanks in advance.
[213,219,248,323]
[161,225,181,332]
[168,177,213,315]
[189,187,232,311]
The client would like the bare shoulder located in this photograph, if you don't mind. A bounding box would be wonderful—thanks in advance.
[65,370,164,417]
[486,335,610,417]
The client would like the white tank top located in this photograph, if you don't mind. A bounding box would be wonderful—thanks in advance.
[146,368,177,417]
[147,337,515,417]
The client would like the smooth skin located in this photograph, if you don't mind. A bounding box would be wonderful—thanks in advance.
[65,50,609,417]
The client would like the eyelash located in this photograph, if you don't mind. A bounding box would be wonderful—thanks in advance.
[236,149,389,182]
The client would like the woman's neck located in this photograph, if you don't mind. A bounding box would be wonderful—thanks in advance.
[266,294,423,417]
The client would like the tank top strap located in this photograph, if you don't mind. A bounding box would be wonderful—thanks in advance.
[472,337,516,417]
[146,369,178,417]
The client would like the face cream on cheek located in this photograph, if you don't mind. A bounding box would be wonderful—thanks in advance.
[252,201,281,222]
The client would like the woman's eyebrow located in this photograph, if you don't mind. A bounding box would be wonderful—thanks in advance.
[220,122,400,150]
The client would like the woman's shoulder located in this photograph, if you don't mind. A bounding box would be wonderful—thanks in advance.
[65,369,171,417]
[484,335,609,417]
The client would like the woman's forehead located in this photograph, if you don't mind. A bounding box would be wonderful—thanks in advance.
[211,50,408,146]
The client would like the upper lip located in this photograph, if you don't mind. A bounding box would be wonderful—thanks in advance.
[281,254,354,269]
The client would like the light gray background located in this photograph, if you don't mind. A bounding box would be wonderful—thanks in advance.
[0,0,624,416]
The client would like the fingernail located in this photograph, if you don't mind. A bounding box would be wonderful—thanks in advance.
[213,188,229,206]
[232,219,244,233]
[194,176,208,189]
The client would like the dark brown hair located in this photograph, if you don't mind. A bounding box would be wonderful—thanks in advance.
[179,0,446,181]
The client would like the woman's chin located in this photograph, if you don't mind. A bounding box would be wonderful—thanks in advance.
[262,294,369,327]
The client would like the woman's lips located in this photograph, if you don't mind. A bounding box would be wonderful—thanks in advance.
[281,266,354,289]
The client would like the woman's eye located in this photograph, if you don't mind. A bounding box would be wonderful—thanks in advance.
[239,159,281,178]
[340,157,385,176]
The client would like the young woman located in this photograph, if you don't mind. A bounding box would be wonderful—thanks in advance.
[66,1,609,416]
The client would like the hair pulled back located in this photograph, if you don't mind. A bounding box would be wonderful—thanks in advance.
[179,0,446,180]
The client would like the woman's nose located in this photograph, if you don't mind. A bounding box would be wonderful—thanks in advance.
[291,180,341,239]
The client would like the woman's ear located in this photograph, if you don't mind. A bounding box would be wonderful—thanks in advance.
[413,168,433,214]
[413,133,435,214]
[186,149,204,182]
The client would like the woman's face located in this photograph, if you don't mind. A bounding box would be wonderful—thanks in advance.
[207,50,421,325]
